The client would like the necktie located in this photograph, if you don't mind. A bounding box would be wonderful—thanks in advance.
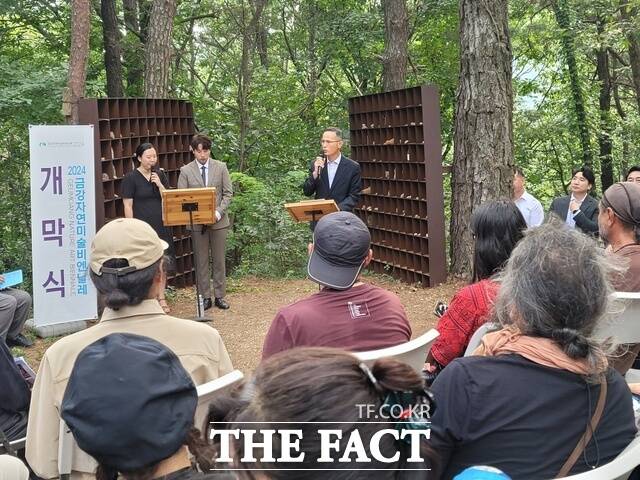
[201,165,206,186]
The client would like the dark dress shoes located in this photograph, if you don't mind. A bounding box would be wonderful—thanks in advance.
[202,297,213,310]
[214,297,230,310]
[7,333,33,348]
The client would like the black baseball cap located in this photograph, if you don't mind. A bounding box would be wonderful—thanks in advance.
[308,211,371,290]
[61,333,197,472]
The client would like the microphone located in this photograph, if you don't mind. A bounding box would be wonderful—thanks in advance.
[316,153,326,178]
[150,166,164,190]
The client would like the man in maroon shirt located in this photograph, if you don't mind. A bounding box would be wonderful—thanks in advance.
[262,212,411,360]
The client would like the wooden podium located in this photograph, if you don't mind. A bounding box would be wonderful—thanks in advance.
[284,199,339,224]
[161,187,216,321]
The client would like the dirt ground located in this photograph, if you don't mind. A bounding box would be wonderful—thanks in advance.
[21,273,464,374]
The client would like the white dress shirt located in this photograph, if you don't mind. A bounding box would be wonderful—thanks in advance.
[198,159,209,186]
[514,190,544,227]
[565,193,586,229]
[327,154,341,189]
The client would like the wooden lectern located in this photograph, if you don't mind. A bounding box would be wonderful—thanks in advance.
[284,199,339,224]
[162,188,216,321]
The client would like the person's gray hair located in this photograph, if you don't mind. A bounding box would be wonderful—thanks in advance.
[323,127,343,140]
[492,221,620,376]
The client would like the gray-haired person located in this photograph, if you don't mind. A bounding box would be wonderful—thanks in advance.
[430,222,636,479]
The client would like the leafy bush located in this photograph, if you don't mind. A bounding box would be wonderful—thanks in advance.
[227,170,311,278]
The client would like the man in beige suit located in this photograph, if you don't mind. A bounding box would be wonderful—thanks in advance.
[178,133,233,309]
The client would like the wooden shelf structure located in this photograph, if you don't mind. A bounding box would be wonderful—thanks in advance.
[78,98,196,287]
[348,85,447,287]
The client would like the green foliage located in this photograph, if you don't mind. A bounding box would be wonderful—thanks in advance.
[227,170,310,278]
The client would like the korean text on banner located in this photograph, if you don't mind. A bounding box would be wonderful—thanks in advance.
[29,125,98,327]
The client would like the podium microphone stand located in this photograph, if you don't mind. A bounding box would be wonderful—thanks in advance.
[162,187,217,322]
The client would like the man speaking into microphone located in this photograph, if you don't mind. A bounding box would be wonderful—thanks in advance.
[302,127,362,224]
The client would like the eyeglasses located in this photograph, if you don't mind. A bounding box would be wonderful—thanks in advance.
[320,139,341,144]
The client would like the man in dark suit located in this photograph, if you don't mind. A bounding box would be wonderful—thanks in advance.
[302,127,362,224]
[549,166,599,236]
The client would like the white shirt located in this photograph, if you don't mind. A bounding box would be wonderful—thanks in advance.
[327,154,341,189]
[198,159,210,186]
[565,193,585,229]
[197,159,220,220]
[514,190,544,227]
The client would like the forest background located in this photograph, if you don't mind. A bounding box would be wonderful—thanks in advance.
[1,0,640,287]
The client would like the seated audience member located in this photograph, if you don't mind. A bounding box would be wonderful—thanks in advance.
[0,340,30,442]
[0,275,32,348]
[26,218,233,480]
[549,165,599,235]
[0,455,29,480]
[425,200,526,375]
[598,181,640,373]
[430,223,637,480]
[262,211,411,360]
[512,167,543,227]
[627,165,640,183]
[61,333,234,480]
[208,347,436,478]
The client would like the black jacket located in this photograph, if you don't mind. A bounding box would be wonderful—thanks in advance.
[549,194,599,235]
[0,340,30,439]
[302,155,362,212]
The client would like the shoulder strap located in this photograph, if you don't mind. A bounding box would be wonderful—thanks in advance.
[556,377,607,478]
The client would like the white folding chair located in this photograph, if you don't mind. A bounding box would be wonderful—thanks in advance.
[595,292,640,382]
[464,322,500,357]
[355,329,439,373]
[195,370,244,433]
[552,435,640,480]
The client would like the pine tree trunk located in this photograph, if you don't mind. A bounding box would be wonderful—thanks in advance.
[100,0,124,97]
[450,0,514,276]
[123,0,144,95]
[144,0,177,97]
[551,0,592,166]
[596,19,613,190]
[63,0,91,124]
[382,0,409,91]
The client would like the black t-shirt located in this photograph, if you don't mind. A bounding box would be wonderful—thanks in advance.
[121,169,174,253]
[430,354,637,480]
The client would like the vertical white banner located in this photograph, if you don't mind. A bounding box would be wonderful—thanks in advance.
[29,125,98,327]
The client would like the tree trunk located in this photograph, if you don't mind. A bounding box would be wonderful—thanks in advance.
[253,0,269,68]
[620,1,640,113]
[381,0,409,91]
[100,0,124,97]
[63,0,91,124]
[450,0,514,276]
[123,0,144,95]
[596,19,613,190]
[144,0,177,97]
[551,0,592,166]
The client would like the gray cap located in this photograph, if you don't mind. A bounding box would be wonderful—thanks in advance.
[308,212,371,290]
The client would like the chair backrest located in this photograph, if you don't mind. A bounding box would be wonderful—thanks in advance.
[355,329,439,373]
[594,292,640,344]
[552,435,640,480]
[57,370,245,479]
[464,322,499,357]
[195,370,244,433]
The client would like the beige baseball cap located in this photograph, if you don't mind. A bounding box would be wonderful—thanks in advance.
[90,218,168,276]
